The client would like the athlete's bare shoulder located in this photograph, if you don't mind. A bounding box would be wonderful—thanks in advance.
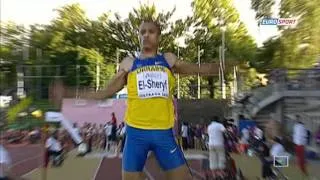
[163,52,178,68]
[120,56,134,72]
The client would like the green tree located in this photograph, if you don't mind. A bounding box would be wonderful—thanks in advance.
[251,0,320,69]
[0,22,28,91]
[104,4,190,56]
[184,0,257,99]
[251,0,275,20]
[251,37,280,72]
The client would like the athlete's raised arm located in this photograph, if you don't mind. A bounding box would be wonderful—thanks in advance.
[165,52,220,75]
[81,57,133,100]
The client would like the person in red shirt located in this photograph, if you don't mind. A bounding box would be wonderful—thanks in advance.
[111,112,117,125]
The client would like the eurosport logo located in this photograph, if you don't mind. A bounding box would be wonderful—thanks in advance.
[260,18,297,26]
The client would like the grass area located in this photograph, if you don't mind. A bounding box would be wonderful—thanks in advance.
[24,150,101,180]
[232,153,320,180]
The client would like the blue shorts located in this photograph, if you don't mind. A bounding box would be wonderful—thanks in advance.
[122,125,185,172]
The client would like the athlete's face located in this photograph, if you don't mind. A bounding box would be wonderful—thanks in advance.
[139,22,160,51]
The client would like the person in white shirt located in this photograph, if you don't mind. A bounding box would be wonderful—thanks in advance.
[207,116,226,178]
[116,123,127,156]
[254,126,264,140]
[104,122,113,151]
[45,130,63,167]
[292,117,308,176]
[181,122,188,150]
[270,137,286,166]
[73,123,80,136]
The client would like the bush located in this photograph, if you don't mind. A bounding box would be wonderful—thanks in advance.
[7,97,33,123]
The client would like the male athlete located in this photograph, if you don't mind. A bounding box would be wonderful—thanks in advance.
[83,20,220,180]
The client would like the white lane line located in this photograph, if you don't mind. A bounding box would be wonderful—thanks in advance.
[11,155,42,167]
[190,168,205,179]
[143,167,155,180]
[92,157,104,180]
[22,168,38,177]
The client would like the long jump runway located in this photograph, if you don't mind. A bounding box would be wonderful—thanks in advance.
[21,149,209,180]
[94,152,207,180]
[19,147,320,180]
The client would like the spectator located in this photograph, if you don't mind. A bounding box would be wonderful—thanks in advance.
[188,124,195,149]
[181,122,188,150]
[293,116,308,176]
[98,124,105,150]
[111,112,117,125]
[110,121,118,153]
[116,123,126,156]
[45,130,63,167]
[194,124,202,150]
[315,126,320,149]
[207,116,226,178]
[254,126,264,141]
[104,122,112,151]
[257,141,273,179]
[73,123,80,136]
[270,137,286,161]
[306,129,312,146]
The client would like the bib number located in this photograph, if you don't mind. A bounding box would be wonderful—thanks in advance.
[137,71,169,98]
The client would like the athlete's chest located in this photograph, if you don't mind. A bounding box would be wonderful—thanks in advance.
[129,65,171,98]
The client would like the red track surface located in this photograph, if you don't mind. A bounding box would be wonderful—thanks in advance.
[7,144,43,177]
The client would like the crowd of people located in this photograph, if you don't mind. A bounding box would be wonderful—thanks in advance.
[72,113,126,156]
[179,114,320,179]
[1,112,319,179]
[43,112,320,179]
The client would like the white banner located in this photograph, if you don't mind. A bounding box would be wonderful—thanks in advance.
[45,112,83,144]
[45,112,63,122]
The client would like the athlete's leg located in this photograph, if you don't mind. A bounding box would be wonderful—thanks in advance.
[165,164,192,180]
[122,172,146,180]
[151,129,192,180]
[122,126,151,180]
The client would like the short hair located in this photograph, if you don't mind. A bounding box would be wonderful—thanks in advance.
[273,136,282,144]
[211,116,219,122]
[140,19,161,35]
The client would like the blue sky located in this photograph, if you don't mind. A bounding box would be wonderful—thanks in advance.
[1,0,279,46]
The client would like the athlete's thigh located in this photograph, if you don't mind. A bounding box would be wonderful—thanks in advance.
[122,126,150,173]
[122,171,146,180]
[165,164,192,180]
[151,129,188,174]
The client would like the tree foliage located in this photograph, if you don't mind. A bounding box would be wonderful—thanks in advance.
[251,0,320,70]
[251,0,275,20]
[1,2,261,100]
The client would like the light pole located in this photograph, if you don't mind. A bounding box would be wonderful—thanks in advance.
[219,22,227,99]
[177,47,180,99]
[197,46,204,99]
[114,48,128,98]
[96,61,100,91]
